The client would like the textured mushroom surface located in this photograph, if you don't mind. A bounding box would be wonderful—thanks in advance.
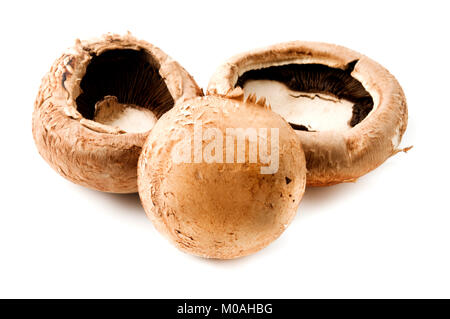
[138,96,307,259]
[32,33,202,193]
[208,41,409,186]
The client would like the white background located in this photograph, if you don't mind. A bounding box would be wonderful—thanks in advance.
[1,0,449,298]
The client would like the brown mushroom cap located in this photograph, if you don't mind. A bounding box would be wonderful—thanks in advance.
[207,41,408,186]
[138,96,306,259]
[32,33,202,193]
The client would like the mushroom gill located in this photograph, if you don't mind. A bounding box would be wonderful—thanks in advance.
[236,61,374,132]
[76,49,174,133]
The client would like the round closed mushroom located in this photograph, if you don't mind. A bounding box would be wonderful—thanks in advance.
[33,33,202,193]
[208,41,410,186]
[138,95,307,259]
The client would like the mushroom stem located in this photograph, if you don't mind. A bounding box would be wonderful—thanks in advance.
[94,96,157,133]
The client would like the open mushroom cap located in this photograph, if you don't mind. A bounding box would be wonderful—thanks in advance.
[138,95,307,259]
[207,41,408,186]
[33,33,202,193]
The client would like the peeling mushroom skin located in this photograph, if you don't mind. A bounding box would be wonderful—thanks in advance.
[32,33,202,193]
[138,96,307,259]
[207,41,408,186]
